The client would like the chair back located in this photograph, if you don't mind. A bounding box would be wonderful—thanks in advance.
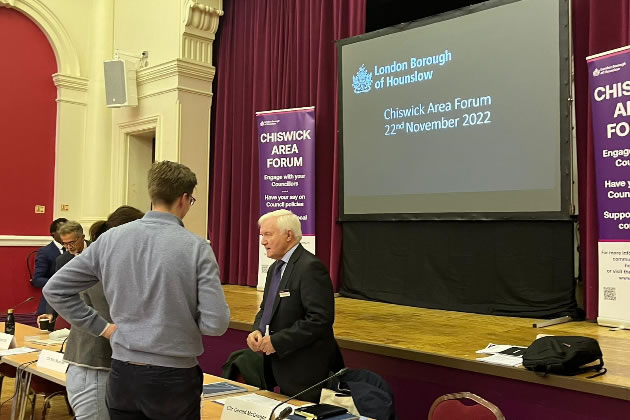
[428,392,505,420]
[27,249,38,281]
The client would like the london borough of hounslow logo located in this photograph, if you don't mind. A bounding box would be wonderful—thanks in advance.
[593,68,601,77]
[352,64,373,94]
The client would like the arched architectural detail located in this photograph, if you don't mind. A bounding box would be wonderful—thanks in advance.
[0,0,81,75]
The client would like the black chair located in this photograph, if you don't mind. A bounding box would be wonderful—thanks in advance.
[26,249,37,282]
[0,363,17,400]
[28,379,73,420]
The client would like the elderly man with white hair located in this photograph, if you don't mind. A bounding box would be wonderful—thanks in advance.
[247,210,344,402]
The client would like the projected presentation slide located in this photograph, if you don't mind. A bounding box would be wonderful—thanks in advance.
[339,0,568,218]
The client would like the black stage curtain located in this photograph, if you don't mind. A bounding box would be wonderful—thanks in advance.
[341,221,578,318]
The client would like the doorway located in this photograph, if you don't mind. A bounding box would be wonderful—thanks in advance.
[126,131,155,212]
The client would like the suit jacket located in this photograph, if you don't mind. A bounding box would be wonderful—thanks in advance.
[55,250,74,271]
[32,241,63,314]
[253,244,343,401]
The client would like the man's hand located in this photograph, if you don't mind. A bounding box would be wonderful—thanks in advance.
[259,335,276,355]
[36,314,53,329]
[247,330,263,352]
[102,323,117,340]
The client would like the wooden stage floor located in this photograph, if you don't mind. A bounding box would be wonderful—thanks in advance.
[223,284,630,401]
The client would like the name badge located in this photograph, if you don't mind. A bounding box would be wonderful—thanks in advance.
[37,349,69,373]
[279,291,291,298]
[0,332,16,350]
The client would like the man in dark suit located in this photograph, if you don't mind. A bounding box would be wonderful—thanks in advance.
[31,218,67,314]
[247,210,343,402]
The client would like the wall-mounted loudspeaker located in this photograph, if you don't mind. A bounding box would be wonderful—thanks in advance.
[104,59,138,107]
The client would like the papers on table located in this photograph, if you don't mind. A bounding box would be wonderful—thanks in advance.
[202,382,249,398]
[476,343,528,367]
[476,343,514,355]
[476,353,524,367]
[49,328,70,340]
[0,347,39,356]
[23,335,66,346]
[214,393,301,413]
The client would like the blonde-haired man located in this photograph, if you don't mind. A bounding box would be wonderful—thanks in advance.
[247,210,343,402]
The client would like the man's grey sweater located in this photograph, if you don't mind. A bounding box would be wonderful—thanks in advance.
[44,211,230,368]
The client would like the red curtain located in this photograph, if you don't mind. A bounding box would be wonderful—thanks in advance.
[208,0,366,287]
[573,0,630,319]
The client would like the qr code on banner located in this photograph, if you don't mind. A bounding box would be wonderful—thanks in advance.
[603,287,616,301]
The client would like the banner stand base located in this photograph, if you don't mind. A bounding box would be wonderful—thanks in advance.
[598,317,630,330]
[532,316,572,328]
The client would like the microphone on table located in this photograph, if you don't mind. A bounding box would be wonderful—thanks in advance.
[269,367,349,420]
[4,296,34,313]
[3,296,34,335]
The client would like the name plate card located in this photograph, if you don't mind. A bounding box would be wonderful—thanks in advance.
[0,332,16,350]
[221,397,271,420]
[37,349,69,373]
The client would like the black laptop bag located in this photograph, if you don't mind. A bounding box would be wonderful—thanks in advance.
[522,336,605,377]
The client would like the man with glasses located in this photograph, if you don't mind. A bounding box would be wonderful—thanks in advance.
[44,160,230,420]
[38,220,89,326]
[57,221,88,261]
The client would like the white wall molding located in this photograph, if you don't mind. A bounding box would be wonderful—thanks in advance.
[52,73,88,90]
[134,60,215,105]
[137,59,216,86]
[53,73,88,105]
[0,235,51,247]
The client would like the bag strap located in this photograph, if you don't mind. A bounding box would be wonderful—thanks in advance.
[586,368,607,379]
[529,359,606,378]
[576,358,605,378]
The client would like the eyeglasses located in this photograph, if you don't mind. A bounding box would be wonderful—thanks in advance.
[61,236,83,247]
[189,194,196,206]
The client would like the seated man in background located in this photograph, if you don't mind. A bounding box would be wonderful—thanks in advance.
[247,210,344,402]
[31,217,67,314]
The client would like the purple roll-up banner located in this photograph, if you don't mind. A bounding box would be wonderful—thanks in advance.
[256,106,316,290]
[587,46,630,327]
